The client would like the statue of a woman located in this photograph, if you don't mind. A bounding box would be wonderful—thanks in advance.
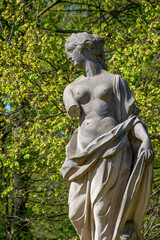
[60,32,154,240]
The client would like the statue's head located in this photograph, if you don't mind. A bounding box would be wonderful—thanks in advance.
[65,32,106,69]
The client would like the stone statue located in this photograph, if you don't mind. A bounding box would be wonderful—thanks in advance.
[60,32,154,240]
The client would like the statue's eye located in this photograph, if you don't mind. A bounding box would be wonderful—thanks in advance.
[67,48,74,53]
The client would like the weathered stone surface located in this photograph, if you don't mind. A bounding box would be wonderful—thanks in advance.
[60,32,154,240]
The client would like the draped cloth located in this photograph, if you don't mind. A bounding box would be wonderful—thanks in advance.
[60,75,153,240]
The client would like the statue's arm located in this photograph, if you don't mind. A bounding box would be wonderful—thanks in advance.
[131,123,154,163]
[132,122,149,142]
[63,85,81,117]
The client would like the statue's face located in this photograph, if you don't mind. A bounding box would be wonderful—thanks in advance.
[65,43,86,69]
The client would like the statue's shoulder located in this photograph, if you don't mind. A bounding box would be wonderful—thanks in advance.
[103,71,118,79]
[103,71,126,86]
[72,75,84,84]
[102,71,118,86]
[64,75,84,92]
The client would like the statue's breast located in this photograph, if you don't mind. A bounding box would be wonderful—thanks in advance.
[95,84,113,101]
[72,77,113,104]
[73,88,91,104]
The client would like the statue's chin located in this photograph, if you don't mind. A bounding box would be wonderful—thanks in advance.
[74,63,84,69]
[72,61,84,69]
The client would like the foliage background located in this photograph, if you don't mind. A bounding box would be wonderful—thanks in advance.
[0,0,159,239]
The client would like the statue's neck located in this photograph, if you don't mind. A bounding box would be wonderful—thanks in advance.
[83,59,104,77]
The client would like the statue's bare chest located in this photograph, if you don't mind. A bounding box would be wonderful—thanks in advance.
[72,77,113,104]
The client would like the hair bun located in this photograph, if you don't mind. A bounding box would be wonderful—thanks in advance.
[92,34,104,48]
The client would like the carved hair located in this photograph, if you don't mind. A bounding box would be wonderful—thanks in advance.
[65,32,107,69]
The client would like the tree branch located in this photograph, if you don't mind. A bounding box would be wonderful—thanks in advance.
[55,29,86,33]
[37,0,100,18]
[37,0,62,18]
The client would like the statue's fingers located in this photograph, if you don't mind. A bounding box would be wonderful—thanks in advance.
[147,149,151,159]
[145,150,154,164]
[148,149,154,160]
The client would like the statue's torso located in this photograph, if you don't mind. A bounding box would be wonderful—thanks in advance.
[70,71,118,151]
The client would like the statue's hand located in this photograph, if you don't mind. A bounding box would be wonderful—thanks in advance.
[139,139,154,164]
